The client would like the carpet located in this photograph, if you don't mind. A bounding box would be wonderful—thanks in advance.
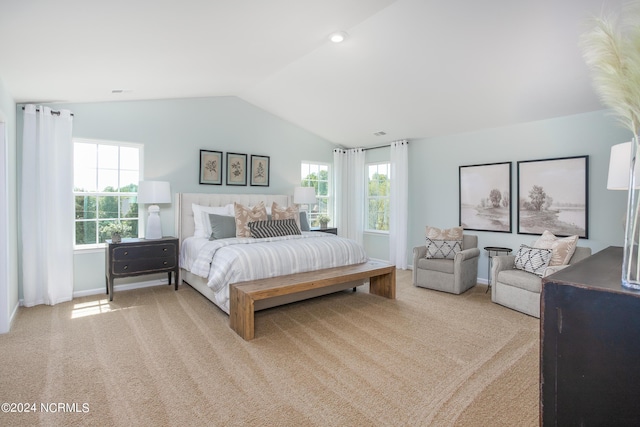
[0,269,539,426]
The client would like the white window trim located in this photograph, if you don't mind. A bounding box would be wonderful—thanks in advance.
[365,161,391,234]
[73,138,144,251]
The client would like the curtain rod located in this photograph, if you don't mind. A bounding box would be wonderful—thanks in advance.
[21,106,74,117]
[363,141,409,151]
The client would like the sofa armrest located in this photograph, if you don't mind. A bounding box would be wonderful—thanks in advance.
[455,247,480,262]
[413,245,427,261]
[542,264,570,278]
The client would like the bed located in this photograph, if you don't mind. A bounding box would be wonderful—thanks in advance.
[176,193,396,339]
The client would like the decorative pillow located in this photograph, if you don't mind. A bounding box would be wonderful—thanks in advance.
[299,211,310,232]
[425,239,462,259]
[249,219,301,239]
[425,225,464,241]
[192,203,233,238]
[208,214,237,240]
[234,202,268,237]
[514,244,553,277]
[271,202,301,229]
[424,226,464,259]
[533,230,579,266]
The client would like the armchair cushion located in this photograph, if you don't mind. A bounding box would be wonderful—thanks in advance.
[514,244,552,277]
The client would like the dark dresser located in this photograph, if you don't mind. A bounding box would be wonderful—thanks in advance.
[105,237,179,301]
[541,246,640,426]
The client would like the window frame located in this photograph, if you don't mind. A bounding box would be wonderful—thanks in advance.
[73,138,144,250]
[300,161,332,227]
[365,161,391,234]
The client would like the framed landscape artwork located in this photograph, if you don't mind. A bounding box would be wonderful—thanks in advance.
[517,155,589,238]
[459,162,512,232]
[226,152,247,186]
[250,155,270,187]
[199,150,223,185]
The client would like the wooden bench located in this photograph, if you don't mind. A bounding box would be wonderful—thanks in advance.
[229,260,396,340]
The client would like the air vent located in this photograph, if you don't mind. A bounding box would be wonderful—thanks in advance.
[373,131,387,136]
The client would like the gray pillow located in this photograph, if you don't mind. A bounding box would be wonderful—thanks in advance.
[299,211,310,231]
[208,214,236,240]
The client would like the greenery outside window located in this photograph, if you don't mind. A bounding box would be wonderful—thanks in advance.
[74,139,143,248]
[366,162,390,232]
[300,162,331,226]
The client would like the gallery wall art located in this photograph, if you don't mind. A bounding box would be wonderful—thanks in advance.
[517,156,589,238]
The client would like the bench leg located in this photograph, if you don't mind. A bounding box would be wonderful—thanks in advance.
[369,268,396,299]
[230,285,255,340]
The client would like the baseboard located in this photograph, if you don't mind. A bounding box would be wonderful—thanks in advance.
[72,277,170,299]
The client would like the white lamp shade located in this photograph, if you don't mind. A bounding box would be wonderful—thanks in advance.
[138,181,172,204]
[293,187,316,204]
[607,142,640,190]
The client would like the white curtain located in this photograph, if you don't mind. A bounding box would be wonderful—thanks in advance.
[21,105,74,307]
[389,140,409,269]
[333,148,365,245]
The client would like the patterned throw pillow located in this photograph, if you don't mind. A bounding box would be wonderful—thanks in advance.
[426,239,462,259]
[234,202,268,238]
[424,226,464,259]
[425,225,464,241]
[271,202,301,229]
[249,219,301,238]
[533,230,579,266]
[514,244,553,277]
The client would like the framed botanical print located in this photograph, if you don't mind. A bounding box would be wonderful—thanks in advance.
[250,155,270,187]
[459,161,512,232]
[226,152,247,186]
[199,150,223,185]
[517,155,588,238]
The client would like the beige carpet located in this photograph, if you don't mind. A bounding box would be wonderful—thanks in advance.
[0,270,539,426]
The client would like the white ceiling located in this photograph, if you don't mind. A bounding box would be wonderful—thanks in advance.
[0,0,624,147]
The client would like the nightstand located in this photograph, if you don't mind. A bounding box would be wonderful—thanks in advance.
[310,227,338,235]
[105,237,179,301]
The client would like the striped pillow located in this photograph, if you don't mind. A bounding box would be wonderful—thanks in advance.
[249,219,301,238]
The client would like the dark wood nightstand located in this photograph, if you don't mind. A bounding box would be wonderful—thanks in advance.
[105,237,179,301]
[310,227,337,235]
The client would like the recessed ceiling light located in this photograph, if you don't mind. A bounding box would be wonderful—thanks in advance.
[329,31,348,43]
[111,89,133,94]
[374,131,387,136]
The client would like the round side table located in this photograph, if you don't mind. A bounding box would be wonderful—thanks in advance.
[484,246,512,293]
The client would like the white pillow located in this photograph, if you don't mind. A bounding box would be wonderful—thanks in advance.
[192,203,233,238]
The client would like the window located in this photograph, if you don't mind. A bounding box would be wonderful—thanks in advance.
[300,162,331,226]
[73,139,143,248]
[366,162,390,232]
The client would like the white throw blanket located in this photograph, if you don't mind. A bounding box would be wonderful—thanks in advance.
[183,232,368,312]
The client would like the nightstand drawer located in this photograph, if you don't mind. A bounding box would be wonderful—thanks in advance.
[112,257,177,275]
[105,237,180,301]
[112,243,176,260]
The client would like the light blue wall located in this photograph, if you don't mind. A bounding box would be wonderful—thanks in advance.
[407,110,632,282]
[0,76,18,332]
[21,96,337,293]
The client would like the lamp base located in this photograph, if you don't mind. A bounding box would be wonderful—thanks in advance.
[145,205,163,240]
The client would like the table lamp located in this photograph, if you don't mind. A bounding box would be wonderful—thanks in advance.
[138,181,171,239]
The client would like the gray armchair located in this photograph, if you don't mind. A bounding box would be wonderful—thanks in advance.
[491,246,592,318]
[412,235,480,294]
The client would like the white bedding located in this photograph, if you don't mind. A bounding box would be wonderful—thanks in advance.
[180,231,368,313]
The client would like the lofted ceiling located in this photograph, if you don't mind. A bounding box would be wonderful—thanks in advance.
[0,0,625,147]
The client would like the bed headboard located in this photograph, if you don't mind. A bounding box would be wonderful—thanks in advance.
[176,193,290,245]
